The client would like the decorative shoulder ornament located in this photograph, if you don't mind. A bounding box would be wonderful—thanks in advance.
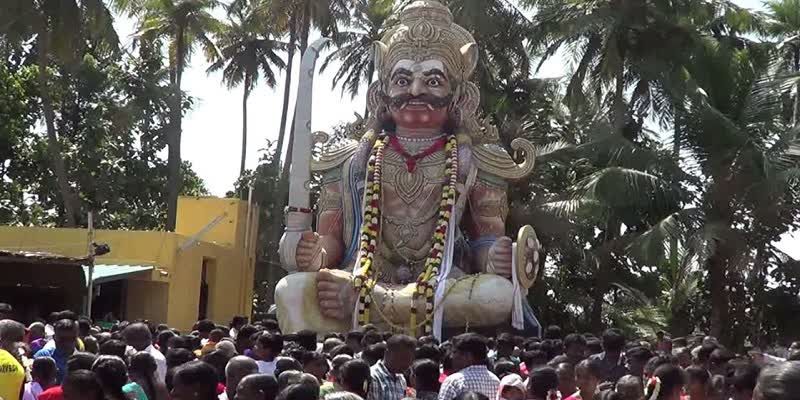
[473,138,536,180]
[311,131,359,172]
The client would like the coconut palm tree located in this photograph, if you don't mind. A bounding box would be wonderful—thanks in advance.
[136,0,221,231]
[208,3,287,178]
[321,0,396,117]
[766,0,800,124]
[0,0,120,227]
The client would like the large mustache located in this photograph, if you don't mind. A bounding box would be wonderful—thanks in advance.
[382,93,454,110]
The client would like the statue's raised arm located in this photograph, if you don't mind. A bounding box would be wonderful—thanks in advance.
[275,0,541,339]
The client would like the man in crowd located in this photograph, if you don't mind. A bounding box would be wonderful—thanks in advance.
[368,334,416,400]
[35,319,79,383]
[550,334,587,366]
[590,329,628,383]
[124,322,167,382]
[221,355,258,400]
[439,333,500,400]
[0,320,25,400]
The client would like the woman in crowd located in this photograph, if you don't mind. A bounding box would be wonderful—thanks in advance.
[130,351,170,400]
[644,364,686,400]
[528,367,559,400]
[62,370,104,400]
[496,373,526,400]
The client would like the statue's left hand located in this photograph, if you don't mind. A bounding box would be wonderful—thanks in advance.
[488,236,513,278]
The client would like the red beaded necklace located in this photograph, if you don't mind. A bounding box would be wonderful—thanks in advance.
[387,135,447,172]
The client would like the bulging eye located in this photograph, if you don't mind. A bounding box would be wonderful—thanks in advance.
[427,78,441,87]
[395,78,409,86]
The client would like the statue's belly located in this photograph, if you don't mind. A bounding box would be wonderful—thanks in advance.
[374,157,446,283]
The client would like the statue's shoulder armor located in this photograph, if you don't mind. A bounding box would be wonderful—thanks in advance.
[311,139,359,173]
[472,139,536,181]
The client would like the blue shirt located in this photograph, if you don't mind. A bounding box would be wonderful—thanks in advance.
[34,348,70,383]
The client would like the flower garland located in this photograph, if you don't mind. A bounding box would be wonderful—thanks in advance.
[353,133,459,336]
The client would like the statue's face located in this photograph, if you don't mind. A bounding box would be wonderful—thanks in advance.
[386,59,453,132]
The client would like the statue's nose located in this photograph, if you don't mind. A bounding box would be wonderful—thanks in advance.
[410,78,426,96]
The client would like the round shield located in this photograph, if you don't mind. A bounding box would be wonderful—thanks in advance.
[516,225,540,290]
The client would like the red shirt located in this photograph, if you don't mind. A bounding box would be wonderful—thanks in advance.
[37,386,63,400]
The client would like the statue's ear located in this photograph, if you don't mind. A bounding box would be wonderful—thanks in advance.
[460,43,479,78]
[373,41,388,76]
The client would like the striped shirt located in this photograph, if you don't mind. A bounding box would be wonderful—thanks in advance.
[438,365,500,400]
[368,360,407,400]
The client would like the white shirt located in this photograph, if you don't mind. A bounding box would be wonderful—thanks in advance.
[22,382,44,400]
[219,393,229,400]
[146,345,168,383]
[257,360,276,375]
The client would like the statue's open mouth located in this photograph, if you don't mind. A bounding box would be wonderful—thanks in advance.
[384,93,453,110]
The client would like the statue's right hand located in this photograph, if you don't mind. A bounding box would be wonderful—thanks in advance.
[296,231,323,271]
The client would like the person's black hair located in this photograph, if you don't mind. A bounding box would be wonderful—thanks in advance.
[201,349,231,383]
[709,348,735,367]
[63,370,103,400]
[77,317,92,336]
[91,355,128,400]
[415,344,442,364]
[31,357,57,380]
[275,356,304,377]
[645,364,685,400]
[564,334,587,349]
[730,364,761,394]
[257,331,284,355]
[330,344,355,358]
[55,318,78,333]
[276,383,319,400]
[522,350,550,367]
[240,374,279,400]
[362,342,387,366]
[67,352,98,372]
[324,332,344,341]
[129,352,158,400]
[238,325,259,341]
[528,366,559,398]
[412,359,440,392]
[757,362,800,400]
[644,355,673,377]
[453,333,488,364]
[386,334,417,353]
[340,359,371,397]
[453,392,490,400]
[626,346,654,363]
[230,316,246,328]
[209,328,226,341]
[601,329,626,353]
[419,335,440,347]
[686,365,711,385]
[361,330,383,347]
[173,360,218,399]
[788,351,800,361]
[295,330,317,352]
[497,333,515,346]
[196,320,215,333]
[262,319,280,332]
[697,343,717,364]
[165,348,197,370]
[56,310,78,321]
[156,324,169,332]
[596,389,623,400]
[577,358,605,380]
[301,351,327,366]
[98,339,127,358]
[545,325,563,340]
[168,335,192,350]
[493,359,520,378]
[346,330,364,344]
[442,352,453,372]
[157,330,177,350]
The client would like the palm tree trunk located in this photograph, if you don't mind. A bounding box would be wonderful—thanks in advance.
[166,28,186,232]
[240,83,249,177]
[37,29,78,227]
[273,11,298,167]
[793,46,799,126]
[613,63,626,134]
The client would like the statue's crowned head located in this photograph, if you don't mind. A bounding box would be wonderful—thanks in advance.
[366,0,483,140]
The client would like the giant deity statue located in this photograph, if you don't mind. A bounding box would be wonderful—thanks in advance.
[276,0,541,338]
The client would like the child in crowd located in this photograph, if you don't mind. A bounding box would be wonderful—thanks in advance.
[23,356,57,400]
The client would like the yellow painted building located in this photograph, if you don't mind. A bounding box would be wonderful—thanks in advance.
[0,197,259,331]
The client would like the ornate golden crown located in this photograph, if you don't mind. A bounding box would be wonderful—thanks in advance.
[375,0,478,84]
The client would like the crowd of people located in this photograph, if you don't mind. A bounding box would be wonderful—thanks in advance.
[0,305,798,400]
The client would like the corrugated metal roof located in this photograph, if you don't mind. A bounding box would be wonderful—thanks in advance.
[82,264,153,284]
[0,250,89,266]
